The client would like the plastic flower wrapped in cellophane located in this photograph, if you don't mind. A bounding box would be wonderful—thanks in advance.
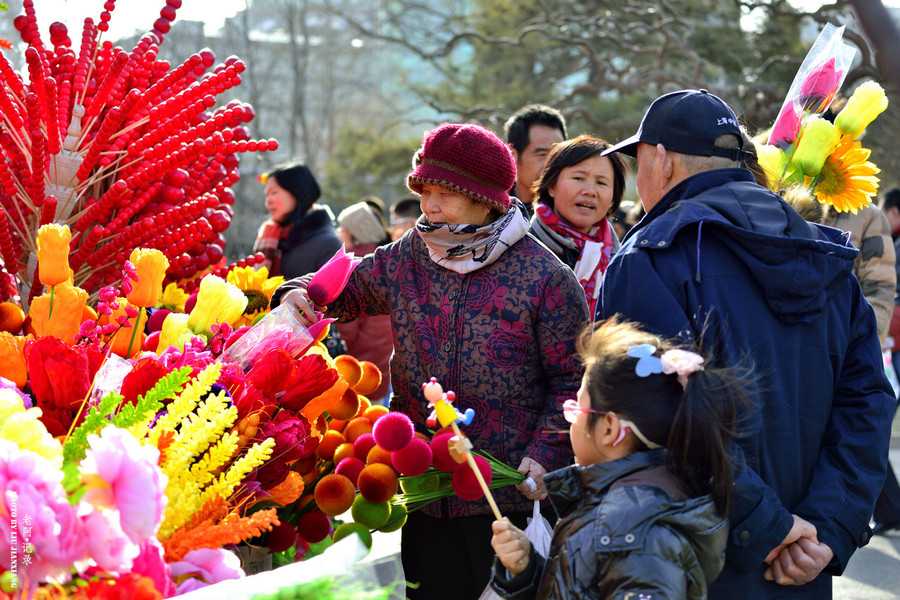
[755,23,888,214]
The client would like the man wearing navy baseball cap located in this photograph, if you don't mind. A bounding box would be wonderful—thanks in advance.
[601,90,894,599]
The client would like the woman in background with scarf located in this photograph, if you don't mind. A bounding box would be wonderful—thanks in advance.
[252,162,342,279]
[529,136,628,319]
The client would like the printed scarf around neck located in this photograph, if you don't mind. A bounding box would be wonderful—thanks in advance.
[534,201,612,316]
[416,199,530,274]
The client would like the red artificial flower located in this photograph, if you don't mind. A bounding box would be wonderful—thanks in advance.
[768,103,802,150]
[798,57,841,113]
[254,408,317,463]
[307,246,360,306]
[279,352,339,411]
[74,573,163,600]
[246,347,297,398]
[24,336,104,428]
[120,356,172,405]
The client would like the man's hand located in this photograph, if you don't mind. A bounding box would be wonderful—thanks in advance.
[764,537,834,585]
[763,514,817,564]
[492,517,531,576]
[516,457,548,500]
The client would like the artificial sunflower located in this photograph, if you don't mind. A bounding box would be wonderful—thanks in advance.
[227,266,285,326]
[810,136,880,214]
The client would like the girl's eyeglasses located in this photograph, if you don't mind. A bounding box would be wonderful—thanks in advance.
[562,399,608,424]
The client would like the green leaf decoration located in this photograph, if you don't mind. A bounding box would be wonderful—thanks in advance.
[113,366,192,430]
[61,392,121,464]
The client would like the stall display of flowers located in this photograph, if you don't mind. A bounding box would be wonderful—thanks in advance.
[755,23,889,213]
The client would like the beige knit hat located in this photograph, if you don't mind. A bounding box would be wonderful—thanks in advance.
[337,202,387,245]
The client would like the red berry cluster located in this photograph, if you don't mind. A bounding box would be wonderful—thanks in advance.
[0,1,278,305]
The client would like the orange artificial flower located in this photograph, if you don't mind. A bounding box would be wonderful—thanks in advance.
[0,332,28,388]
[127,248,170,308]
[29,283,88,342]
[100,297,149,358]
[36,224,73,286]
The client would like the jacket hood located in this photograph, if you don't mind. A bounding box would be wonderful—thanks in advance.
[629,169,858,324]
[545,450,727,582]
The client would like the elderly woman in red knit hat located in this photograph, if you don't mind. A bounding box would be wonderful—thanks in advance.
[273,123,589,599]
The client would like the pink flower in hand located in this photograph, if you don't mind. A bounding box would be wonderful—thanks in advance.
[768,103,801,150]
[798,57,842,113]
[307,245,360,306]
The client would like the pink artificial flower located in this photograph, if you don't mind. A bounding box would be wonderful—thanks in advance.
[660,349,705,390]
[79,427,168,543]
[80,509,140,575]
[168,547,244,595]
[307,245,360,306]
[768,103,801,151]
[131,538,176,598]
[0,440,87,588]
[798,57,842,113]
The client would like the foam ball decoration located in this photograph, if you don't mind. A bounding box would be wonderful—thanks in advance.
[399,473,440,495]
[365,445,393,468]
[316,429,346,461]
[266,520,296,553]
[350,495,391,529]
[431,432,464,473]
[362,405,389,424]
[329,388,360,421]
[355,396,372,418]
[314,473,356,515]
[334,354,362,387]
[333,442,355,465]
[334,456,365,488]
[357,463,399,503]
[332,522,372,549]
[146,308,171,333]
[372,412,414,452]
[354,360,382,396]
[353,433,377,462]
[378,502,408,533]
[343,417,374,443]
[297,510,331,544]
[451,455,492,501]
[391,437,433,477]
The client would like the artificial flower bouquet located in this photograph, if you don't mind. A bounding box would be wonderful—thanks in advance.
[756,23,888,213]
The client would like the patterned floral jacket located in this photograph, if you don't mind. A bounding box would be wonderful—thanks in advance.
[296,230,589,518]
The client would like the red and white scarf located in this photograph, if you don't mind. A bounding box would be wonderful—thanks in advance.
[252,219,291,276]
[534,201,613,316]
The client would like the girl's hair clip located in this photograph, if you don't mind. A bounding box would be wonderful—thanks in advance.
[660,349,705,390]
[627,344,662,377]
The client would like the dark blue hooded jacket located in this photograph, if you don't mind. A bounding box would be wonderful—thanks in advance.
[601,168,896,598]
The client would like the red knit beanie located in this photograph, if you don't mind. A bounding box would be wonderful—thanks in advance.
[407,123,516,214]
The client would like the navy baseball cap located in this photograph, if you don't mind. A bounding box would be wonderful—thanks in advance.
[603,89,751,161]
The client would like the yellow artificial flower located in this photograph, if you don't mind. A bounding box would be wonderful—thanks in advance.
[755,144,791,191]
[159,282,190,313]
[157,312,194,354]
[790,118,842,177]
[128,248,170,308]
[29,282,88,342]
[187,275,248,337]
[36,224,73,286]
[811,136,881,214]
[227,266,285,326]
[0,389,62,468]
[835,81,889,139]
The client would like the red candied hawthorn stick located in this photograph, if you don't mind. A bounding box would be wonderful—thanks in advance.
[25,47,49,120]
[44,77,61,155]
[25,93,48,208]
[0,209,22,274]
[84,49,128,119]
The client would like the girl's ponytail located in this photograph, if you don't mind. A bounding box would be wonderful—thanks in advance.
[666,361,752,515]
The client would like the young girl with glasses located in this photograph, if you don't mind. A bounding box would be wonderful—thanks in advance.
[490,316,752,599]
